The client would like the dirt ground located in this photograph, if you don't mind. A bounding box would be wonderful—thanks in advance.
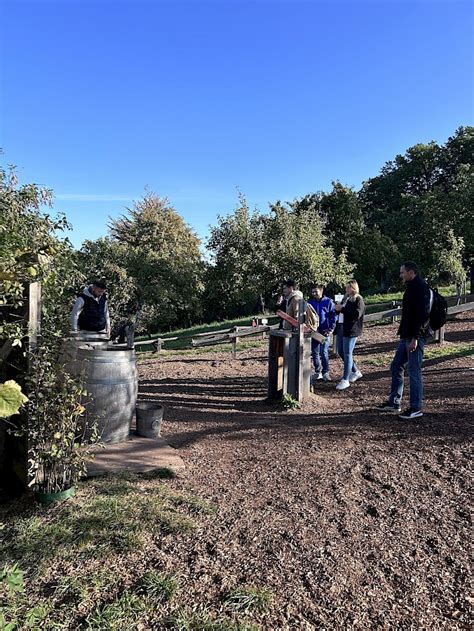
[138,312,473,630]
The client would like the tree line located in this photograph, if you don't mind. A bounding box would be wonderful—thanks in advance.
[1,126,472,337]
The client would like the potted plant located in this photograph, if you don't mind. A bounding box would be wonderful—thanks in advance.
[27,344,99,504]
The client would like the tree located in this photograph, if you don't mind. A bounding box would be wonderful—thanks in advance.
[205,193,352,320]
[359,127,473,284]
[105,193,205,332]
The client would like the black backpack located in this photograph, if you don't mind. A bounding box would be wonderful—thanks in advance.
[429,288,448,331]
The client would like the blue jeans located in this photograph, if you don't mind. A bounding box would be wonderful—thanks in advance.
[337,328,359,381]
[389,338,426,410]
[311,336,330,374]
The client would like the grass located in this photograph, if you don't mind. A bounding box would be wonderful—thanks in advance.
[364,340,474,367]
[166,607,260,630]
[224,586,273,614]
[364,284,457,305]
[281,393,301,410]
[0,472,214,630]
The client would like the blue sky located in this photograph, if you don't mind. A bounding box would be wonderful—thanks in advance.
[1,0,473,249]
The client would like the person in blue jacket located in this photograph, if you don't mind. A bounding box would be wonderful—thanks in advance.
[308,284,337,381]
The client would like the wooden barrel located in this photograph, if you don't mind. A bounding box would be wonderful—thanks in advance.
[61,332,110,370]
[76,346,138,444]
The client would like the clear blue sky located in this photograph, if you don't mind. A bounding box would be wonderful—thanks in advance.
[1,0,473,249]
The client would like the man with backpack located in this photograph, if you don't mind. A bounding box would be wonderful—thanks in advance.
[376,262,433,420]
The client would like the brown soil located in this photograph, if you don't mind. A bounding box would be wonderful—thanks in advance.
[138,313,473,629]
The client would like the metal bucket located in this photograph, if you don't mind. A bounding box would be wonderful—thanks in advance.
[136,402,164,439]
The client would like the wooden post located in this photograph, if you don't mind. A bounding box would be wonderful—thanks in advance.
[28,282,42,354]
[232,326,239,358]
[437,325,445,345]
[391,301,397,323]
[297,299,305,403]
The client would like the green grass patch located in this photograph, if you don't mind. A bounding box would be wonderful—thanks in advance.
[139,571,179,603]
[85,590,147,629]
[364,284,456,305]
[165,607,260,630]
[364,341,474,366]
[224,586,273,614]
[281,394,301,410]
[0,473,212,630]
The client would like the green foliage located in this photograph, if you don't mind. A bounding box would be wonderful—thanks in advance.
[0,163,78,367]
[0,381,28,419]
[26,343,98,494]
[281,394,301,410]
[360,126,473,285]
[1,563,24,593]
[205,192,352,320]
[224,585,273,613]
[81,192,206,333]
[139,571,179,602]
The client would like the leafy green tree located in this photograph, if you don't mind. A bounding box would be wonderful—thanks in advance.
[205,193,352,319]
[107,193,205,331]
[360,126,473,284]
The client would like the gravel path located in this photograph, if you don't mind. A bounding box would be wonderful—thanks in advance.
[138,313,473,629]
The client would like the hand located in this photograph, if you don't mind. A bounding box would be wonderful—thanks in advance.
[408,339,418,352]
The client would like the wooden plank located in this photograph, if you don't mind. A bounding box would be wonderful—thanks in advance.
[228,326,271,340]
[447,302,474,316]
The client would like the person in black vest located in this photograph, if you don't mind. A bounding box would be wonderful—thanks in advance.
[70,280,111,336]
[376,261,431,420]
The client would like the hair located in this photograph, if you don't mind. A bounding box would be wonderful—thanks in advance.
[401,261,418,275]
[283,278,296,289]
[92,280,107,290]
[311,284,324,290]
[346,279,360,302]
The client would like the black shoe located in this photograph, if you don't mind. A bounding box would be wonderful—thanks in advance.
[375,401,401,413]
[399,408,423,420]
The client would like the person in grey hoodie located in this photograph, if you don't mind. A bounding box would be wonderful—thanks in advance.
[70,280,111,336]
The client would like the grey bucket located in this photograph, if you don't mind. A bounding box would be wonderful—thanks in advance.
[136,402,164,439]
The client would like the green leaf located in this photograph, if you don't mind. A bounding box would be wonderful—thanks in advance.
[0,381,28,418]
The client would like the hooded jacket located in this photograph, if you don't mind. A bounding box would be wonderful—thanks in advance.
[281,290,304,330]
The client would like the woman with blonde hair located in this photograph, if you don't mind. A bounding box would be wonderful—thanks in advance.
[334,279,365,390]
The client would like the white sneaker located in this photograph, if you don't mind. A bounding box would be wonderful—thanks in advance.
[315,372,323,380]
[322,372,331,382]
[336,379,350,390]
[349,370,363,383]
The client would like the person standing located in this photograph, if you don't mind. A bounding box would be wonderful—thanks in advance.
[279,279,304,330]
[334,280,365,391]
[70,280,111,336]
[308,284,336,382]
[376,262,431,419]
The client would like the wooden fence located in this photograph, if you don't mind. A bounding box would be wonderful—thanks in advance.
[134,295,474,356]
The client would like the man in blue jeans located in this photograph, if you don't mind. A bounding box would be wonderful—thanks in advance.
[308,285,336,382]
[376,262,431,420]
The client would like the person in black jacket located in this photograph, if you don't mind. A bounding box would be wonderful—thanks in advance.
[376,261,431,419]
[334,279,365,391]
[70,280,111,336]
